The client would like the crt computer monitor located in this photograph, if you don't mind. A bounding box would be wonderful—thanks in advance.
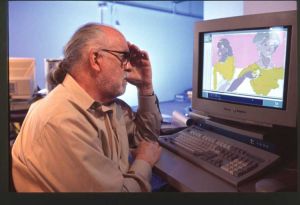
[192,10,297,128]
[9,57,36,100]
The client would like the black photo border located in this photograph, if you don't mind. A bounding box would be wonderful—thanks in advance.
[1,0,299,205]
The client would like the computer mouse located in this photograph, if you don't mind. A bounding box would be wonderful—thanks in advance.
[255,178,286,192]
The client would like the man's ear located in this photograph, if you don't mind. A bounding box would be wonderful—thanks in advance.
[89,49,102,72]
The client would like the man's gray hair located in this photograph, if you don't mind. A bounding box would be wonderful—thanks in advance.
[47,23,105,90]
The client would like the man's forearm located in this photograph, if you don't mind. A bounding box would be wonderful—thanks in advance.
[138,84,154,96]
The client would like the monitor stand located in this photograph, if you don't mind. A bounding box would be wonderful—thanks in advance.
[188,111,272,140]
[188,111,281,153]
[188,111,297,158]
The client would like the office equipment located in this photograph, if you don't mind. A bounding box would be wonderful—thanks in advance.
[192,10,297,128]
[44,58,62,91]
[155,101,297,192]
[255,178,285,192]
[171,110,193,127]
[9,98,31,111]
[158,11,297,190]
[9,57,36,100]
[189,112,279,152]
[159,125,279,186]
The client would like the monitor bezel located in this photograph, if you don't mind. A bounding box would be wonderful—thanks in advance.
[192,11,297,128]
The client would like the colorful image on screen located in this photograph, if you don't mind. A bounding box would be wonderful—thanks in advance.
[201,27,289,109]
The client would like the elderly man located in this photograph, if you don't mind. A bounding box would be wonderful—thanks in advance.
[11,23,162,192]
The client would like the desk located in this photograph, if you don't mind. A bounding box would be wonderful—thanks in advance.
[10,109,28,123]
[154,100,298,192]
[154,146,297,192]
[10,100,30,143]
[154,148,237,192]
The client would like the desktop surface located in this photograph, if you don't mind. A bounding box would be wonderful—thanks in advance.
[154,147,237,192]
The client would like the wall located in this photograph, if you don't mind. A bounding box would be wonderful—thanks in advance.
[244,1,297,15]
[9,1,100,90]
[203,1,244,20]
[10,1,294,106]
[106,2,202,105]
[203,1,297,20]
[9,1,203,106]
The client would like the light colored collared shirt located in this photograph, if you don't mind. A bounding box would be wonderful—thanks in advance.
[12,74,162,192]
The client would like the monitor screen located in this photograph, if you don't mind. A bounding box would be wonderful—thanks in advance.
[200,26,290,110]
[192,11,297,128]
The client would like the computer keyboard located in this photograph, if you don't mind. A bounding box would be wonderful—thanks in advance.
[158,125,280,186]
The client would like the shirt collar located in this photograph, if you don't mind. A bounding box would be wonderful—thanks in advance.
[89,101,114,113]
[62,74,115,113]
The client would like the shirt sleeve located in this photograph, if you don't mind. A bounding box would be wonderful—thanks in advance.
[118,95,162,146]
[122,159,152,192]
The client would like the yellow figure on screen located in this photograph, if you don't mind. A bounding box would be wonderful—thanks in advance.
[213,38,235,91]
[227,32,283,96]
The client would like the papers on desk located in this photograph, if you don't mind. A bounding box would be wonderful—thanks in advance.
[162,113,172,124]
[172,111,190,127]
[162,111,192,127]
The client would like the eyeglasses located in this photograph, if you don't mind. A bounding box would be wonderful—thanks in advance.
[101,49,131,67]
